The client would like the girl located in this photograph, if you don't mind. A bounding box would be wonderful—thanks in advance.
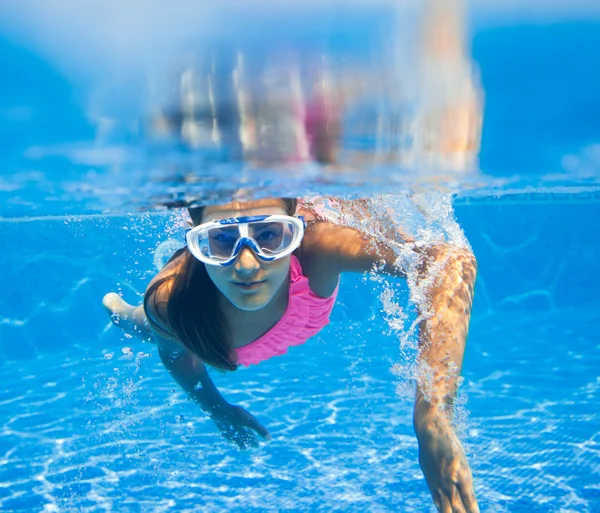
[103,196,479,513]
[104,1,482,509]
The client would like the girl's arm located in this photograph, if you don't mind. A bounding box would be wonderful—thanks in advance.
[145,283,271,448]
[303,221,478,511]
[303,224,477,406]
[103,290,270,448]
[156,333,271,449]
[157,335,271,439]
[155,333,230,416]
[102,291,231,415]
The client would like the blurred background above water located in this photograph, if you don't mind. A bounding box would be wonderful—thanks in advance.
[0,0,599,217]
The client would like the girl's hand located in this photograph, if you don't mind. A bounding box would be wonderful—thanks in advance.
[210,403,271,450]
[416,415,479,513]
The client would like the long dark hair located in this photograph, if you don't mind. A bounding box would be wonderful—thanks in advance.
[144,198,298,371]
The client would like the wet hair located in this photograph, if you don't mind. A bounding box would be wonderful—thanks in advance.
[144,198,298,371]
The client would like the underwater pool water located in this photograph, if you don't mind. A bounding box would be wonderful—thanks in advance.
[0,193,598,512]
[1,3,600,512]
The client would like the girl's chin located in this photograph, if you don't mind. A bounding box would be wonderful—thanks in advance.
[229,290,272,311]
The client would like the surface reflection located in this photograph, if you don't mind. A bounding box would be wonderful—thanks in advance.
[146,0,483,208]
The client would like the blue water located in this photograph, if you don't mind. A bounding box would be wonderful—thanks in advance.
[1,196,599,512]
[1,4,600,513]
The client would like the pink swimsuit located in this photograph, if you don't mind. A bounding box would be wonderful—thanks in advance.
[235,255,339,367]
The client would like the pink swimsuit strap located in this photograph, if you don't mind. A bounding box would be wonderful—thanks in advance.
[235,255,339,367]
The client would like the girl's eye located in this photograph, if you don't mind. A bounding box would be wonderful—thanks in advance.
[257,231,277,241]
[211,230,237,242]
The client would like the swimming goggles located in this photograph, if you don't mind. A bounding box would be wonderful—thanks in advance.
[186,214,305,266]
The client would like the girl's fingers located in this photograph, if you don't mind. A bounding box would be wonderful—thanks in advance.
[230,433,249,450]
[220,420,266,449]
[432,490,442,511]
[243,428,260,448]
[240,427,260,449]
[450,491,467,513]
[246,416,271,441]
[457,475,479,513]
[439,495,453,513]
[222,425,245,448]
[459,489,479,513]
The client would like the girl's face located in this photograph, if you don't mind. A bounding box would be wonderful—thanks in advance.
[200,199,293,312]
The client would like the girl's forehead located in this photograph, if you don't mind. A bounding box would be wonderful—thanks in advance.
[202,200,288,223]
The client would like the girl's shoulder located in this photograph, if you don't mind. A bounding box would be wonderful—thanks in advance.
[297,221,342,298]
[299,220,350,262]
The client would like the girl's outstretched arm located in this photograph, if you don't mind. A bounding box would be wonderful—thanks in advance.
[156,335,271,449]
[411,244,479,513]
[303,221,478,512]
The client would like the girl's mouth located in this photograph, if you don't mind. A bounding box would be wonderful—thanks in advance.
[233,280,266,291]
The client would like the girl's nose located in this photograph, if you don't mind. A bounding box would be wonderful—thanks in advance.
[234,246,260,274]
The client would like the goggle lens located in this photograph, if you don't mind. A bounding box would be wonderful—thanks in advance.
[206,225,240,259]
